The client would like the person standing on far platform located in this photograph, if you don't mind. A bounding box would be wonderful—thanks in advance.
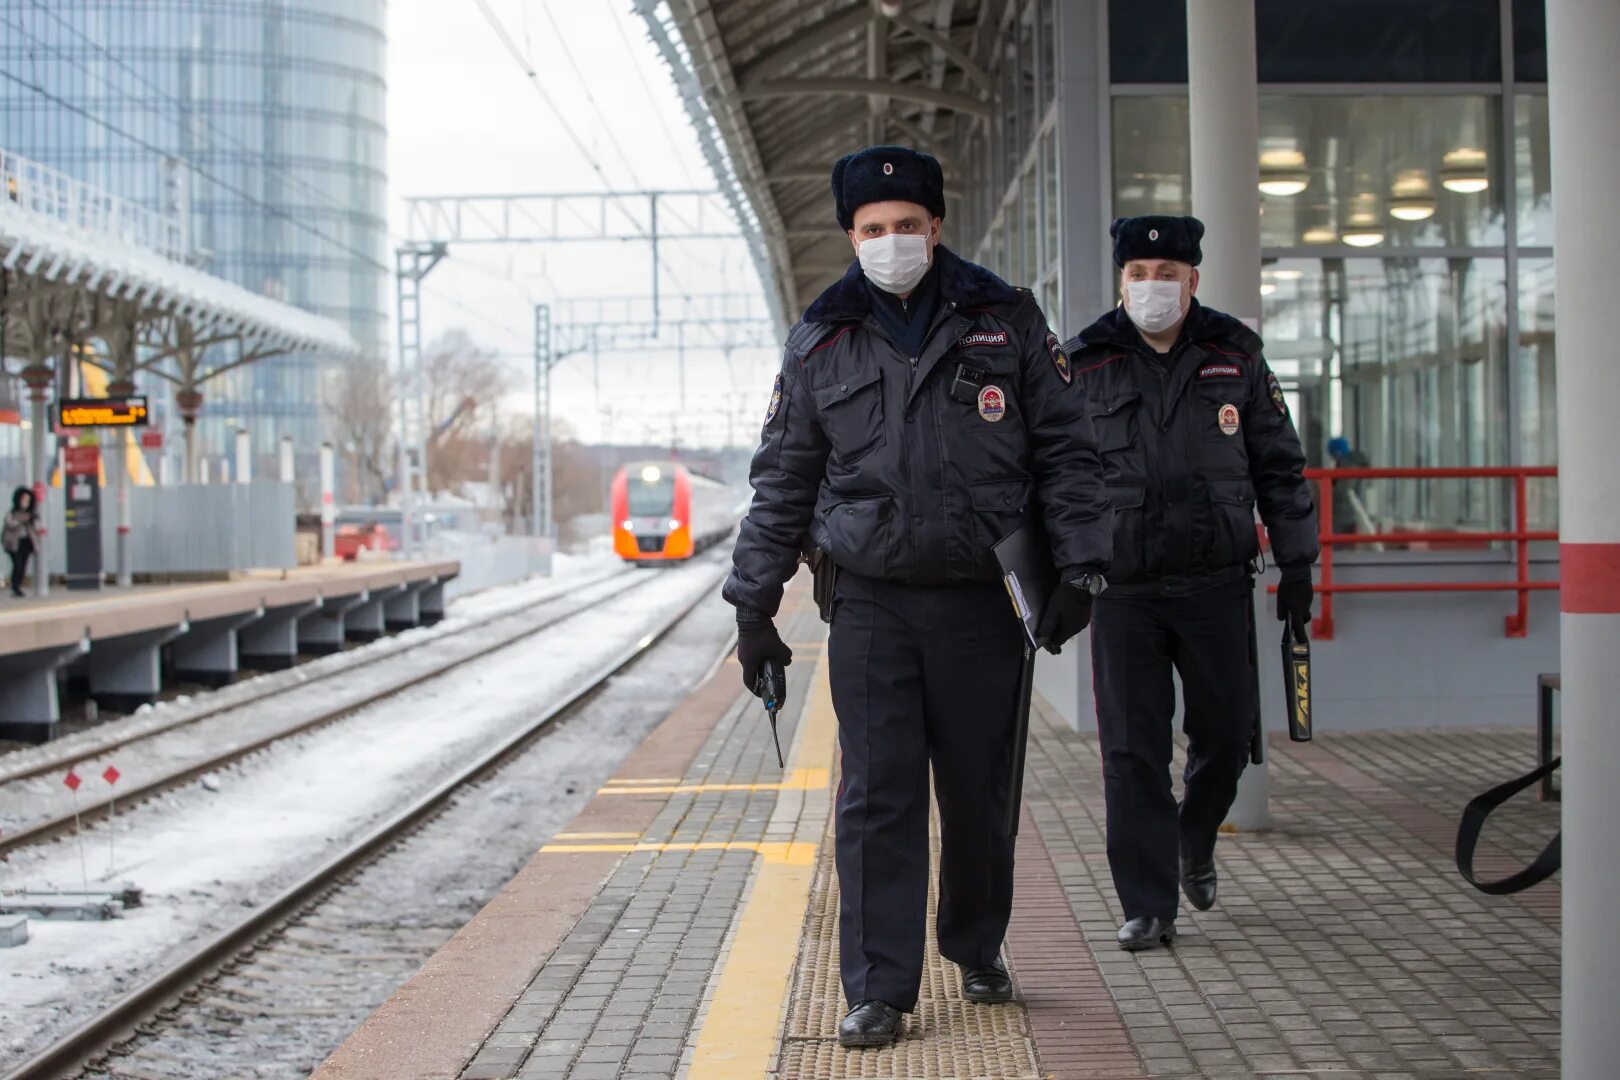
[724,145,1113,1048]
[4,486,40,597]
[1063,216,1319,951]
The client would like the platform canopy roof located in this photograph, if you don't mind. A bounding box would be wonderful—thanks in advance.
[640,0,1002,328]
[1,148,358,367]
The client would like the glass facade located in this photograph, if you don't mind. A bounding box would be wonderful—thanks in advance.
[1103,0,1548,533]
[0,0,387,473]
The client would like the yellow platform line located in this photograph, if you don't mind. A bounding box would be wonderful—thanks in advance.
[538,840,816,865]
[597,766,830,796]
[686,655,837,1079]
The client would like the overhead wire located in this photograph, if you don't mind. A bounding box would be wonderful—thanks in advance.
[474,0,703,304]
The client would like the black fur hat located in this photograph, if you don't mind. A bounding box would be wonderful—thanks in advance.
[831,145,946,231]
[1111,215,1205,267]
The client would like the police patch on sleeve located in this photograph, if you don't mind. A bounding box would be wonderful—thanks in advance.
[1267,371,1287,414]
[764,373,783,426]
[1046,332,1072,385]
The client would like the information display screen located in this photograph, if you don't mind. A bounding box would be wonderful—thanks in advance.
[59,396,149,428]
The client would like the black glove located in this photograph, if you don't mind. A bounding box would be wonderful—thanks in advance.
[736,612,793,695]
[1276,568,1314,634]
[1035,582,1094,655]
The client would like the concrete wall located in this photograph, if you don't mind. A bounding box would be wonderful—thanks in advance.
[1037,550,1560,736]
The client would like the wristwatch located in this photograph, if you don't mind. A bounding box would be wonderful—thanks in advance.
[1072,571,1107,598]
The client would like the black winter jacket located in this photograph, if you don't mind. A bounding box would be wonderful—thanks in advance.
[1062,302,1318,595]
[724,247,1113,618]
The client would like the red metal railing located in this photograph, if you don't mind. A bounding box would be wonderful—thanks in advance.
[1275,466,1558,640]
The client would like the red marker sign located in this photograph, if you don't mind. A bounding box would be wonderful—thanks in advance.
[63,769,82,791]
[102,765,121,785]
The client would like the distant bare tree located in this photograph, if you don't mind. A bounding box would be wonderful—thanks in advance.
[423,329,510,494]
[327,358,393,505]
[494,418,603,536]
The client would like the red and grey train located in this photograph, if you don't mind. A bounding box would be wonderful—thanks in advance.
[610,461,738,563]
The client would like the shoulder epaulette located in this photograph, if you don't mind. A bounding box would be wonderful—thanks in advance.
[784,320,836,363]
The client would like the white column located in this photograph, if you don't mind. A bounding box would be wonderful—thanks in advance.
[111,429,131,587]
[235,428,251,485]
[319,442,336,561]
[1186,0,1268,829]
[1547,1,1620,1074]
[278,435,295,485]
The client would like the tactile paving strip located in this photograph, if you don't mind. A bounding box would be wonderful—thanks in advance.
[778,812,1043,1079]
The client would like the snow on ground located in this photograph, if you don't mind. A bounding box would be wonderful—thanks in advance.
[0,555,628,794]
[0,554,725,1062]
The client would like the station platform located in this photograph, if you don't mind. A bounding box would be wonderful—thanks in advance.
[0,559,458,740]
[316,584,1561,1080]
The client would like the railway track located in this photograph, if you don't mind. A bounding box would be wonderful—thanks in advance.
[0,566,648,858]
[0,564,632,786]
[3,561,729,1080]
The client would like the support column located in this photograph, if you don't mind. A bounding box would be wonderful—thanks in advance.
[1186,0,1268,830]
[0,641,89,743]
[88,623,188,713]
[319,442,336,561]
[298,591,367,655]
[240,599,320,671]
[178,388,202,485]
[107,377,136,588]
[1547,1,1620,1074]
[235,427,251,484]
[419,577,448,625]
[171,609,263,687]
[21,362,53,597]
[385,580,428,630]
[278,435,295,485]
[1055,0,1113,331]
[346,584,402,642]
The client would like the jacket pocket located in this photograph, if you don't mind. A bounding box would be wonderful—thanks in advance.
[967,475,1032,557]
[1205,478,1259,570]
[813,368,885,465]
[1104,483,1146,580]
[1089,389,1142,452]
[814,492,897,579]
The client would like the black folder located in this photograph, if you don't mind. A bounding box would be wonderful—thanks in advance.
[992,522,1057,835]
[992,521,1058,651]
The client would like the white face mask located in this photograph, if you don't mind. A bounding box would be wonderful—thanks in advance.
[1124,280,1187,334]
[858,232,931,294]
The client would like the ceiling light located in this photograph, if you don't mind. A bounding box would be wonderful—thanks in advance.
[1342,196,1386,247]
[1440,147,1490,194]
[1389,200,1436,222]
[1260,283,1278,296]
[1388,169,1437,220]
[1258,147,1309,197]
[1301,225,1337,245]
[1268,268,1304,281]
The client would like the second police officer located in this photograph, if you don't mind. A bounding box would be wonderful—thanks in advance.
[1063,216,1319,951]
[725,146,1113,1047]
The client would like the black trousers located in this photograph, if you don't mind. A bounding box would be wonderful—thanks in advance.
[1089,575,1255,920]
[7,539,32,595]
[827,572,1025,1011]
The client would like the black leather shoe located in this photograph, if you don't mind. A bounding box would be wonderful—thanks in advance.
[838,1000,903,1047]
[1117,916,1176,951]
[959,958,1014,1004]
[1181,855,1218,911]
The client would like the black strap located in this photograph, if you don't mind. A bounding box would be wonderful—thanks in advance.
[1455,756,1561,895]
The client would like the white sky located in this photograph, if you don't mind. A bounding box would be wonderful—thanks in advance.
[385,0,781,448]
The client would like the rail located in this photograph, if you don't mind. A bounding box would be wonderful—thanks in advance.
[1286,466,1558,640]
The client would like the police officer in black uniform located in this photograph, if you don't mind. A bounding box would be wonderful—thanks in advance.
[1063,216,1318,951]
[725,146,1113,1047]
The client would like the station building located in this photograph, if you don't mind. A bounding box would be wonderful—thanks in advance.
[0,0,388,479]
